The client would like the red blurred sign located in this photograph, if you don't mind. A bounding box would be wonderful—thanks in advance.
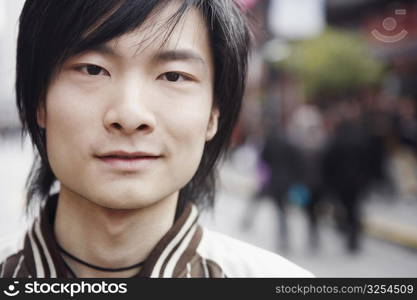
[363,3,417,46]
[235,0,260,10]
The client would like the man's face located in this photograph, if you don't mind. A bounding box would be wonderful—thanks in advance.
[37,3,218,209]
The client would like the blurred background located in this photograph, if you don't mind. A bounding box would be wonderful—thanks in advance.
[1,0,417,277]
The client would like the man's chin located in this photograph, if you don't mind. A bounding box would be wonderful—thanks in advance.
[86,192,158,211]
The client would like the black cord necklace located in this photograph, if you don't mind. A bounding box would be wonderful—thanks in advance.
[57,243,145,273]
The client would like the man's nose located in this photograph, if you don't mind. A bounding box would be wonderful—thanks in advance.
[103,81,156,135]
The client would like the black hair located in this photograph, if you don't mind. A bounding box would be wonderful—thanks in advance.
[16,0,251,214]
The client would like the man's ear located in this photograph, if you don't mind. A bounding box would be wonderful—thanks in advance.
[37,104,46,129]
[206,106,219,141]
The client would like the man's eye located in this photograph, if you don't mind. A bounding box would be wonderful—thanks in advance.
[159,72,187,82]
[77,64,109,76]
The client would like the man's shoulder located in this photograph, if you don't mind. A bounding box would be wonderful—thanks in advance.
[0,231,30,278]
[0,251,24,275]
[196,227,314,278]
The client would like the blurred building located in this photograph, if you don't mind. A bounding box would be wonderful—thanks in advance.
[327,0,417,101]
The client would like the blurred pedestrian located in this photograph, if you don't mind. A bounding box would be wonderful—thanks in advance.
[286,104,327,251]
[322,103,376,252]
[250,129,300,251]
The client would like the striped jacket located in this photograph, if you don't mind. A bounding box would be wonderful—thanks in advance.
[0,197,313,278]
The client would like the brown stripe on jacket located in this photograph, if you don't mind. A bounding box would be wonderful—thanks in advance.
[136,203,195,278]
[173,225,202,277]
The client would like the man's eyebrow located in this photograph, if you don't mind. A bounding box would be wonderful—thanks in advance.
[152,50,207,67]
[89,44,120,57]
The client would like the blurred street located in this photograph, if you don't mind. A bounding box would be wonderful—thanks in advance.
[200,145,417,277]
[1,137,417,277]
[203,191,417,277]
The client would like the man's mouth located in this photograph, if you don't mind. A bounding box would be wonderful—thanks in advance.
[96,151,161,171]
[101,155,158,159]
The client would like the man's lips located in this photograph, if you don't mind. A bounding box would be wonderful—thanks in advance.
[95,151,161,171]
[96,150,161,159]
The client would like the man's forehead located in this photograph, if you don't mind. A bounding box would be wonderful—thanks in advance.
[82,5,212,68]
[111,5,209,55]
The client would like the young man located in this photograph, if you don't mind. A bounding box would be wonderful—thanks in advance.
[0,0,312,278]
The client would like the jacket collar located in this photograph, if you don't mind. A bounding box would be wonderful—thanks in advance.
[22,194,200,278]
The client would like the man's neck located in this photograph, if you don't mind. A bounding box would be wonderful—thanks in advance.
[53,187,178,278]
